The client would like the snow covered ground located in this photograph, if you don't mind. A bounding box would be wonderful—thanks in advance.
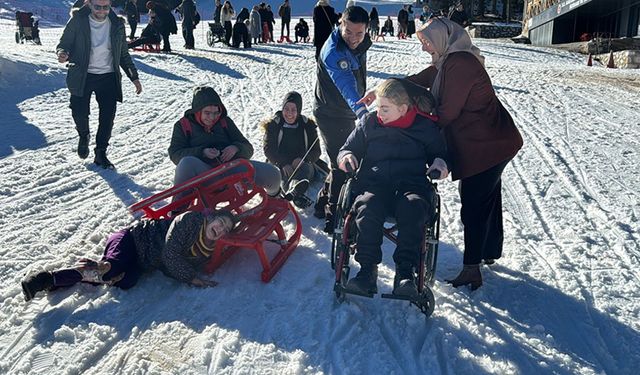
[1,16,639,375]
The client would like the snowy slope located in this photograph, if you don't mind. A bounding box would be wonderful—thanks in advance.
[1,14,640,375]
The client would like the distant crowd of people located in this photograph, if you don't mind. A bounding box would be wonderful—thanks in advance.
[70,0,471,53]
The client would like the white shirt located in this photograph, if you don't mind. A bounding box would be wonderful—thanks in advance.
[88,16,114,74]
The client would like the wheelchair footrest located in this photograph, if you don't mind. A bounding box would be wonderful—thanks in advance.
[334,284,375,298]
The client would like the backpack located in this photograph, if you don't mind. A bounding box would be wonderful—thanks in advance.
[179,117,228,137]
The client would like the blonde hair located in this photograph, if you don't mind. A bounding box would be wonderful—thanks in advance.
[375,79,435,114]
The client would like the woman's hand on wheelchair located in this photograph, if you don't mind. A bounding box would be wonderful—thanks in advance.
[339,153,358,173]
[427,157,449,180]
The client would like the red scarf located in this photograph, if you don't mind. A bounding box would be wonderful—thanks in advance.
[377,106,439,128]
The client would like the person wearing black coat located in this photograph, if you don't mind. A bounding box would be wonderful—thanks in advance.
[124,0,139,39]
[148,1,177,52]
[179,0,197,49]
[278,0,292,39]
[232,18,251,48]
[407,5,416,37]
[262,92,321,207]
[294,18,309,43]
[312,0,338,60]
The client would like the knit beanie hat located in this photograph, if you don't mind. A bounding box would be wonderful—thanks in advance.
[282,91,303,114]
[187,86,223,115]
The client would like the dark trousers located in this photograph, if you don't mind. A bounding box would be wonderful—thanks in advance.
[281,20,290,37]
[52,229,142,290]
[282,161,315,192]
[183,25,194,48]
[128,19,137,39]
[224,21,232,45]
[460,159,511,265]
[353,188,432,267]
[161,31,171,51]
[70,72,117,150]
[315,115,356,212]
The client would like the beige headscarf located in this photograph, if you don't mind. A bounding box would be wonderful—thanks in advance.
[416,17,484,103]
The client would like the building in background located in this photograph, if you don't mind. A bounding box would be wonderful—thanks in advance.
[524,0,640,45]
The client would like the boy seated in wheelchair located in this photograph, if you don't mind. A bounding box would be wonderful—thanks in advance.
[337,78,449,298]
[261,91,321,208]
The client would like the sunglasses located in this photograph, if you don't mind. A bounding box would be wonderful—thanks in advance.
[92,4,111,10]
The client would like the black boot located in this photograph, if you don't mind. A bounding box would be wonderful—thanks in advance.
[345,263,378,295]
[21,271,54,302]
[446,264,482,290]
[393,262,418,298]
[94,148,114,169]
[77,134,90,159]
[313,183,329,219]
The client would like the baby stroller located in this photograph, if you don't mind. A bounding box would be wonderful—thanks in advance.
[15,11,41,45]
[206,22,226,47]
[331,169,441,317]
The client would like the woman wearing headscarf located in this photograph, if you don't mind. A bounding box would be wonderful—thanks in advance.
[358,17,523,290]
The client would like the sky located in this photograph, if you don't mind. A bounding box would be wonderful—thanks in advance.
[1,1,639,374]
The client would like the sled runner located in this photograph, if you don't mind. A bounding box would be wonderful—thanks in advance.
[132,42,161,53]
[129,159,302,282]
[331,170,441,317]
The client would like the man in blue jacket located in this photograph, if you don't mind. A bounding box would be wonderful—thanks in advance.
[313,5,371,233]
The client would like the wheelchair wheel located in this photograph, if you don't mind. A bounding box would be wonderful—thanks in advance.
[15,32,20,44]
[414,287,436,317]
[34,37,41,45]
[206,30,215,47]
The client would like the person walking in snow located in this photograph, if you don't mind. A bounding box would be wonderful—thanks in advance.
[382,15,394,36]
[214,0,222,23]
[368,7,379,38]
[20,210,237,302]
[168,86,282,199]
[56,0,142,169]
[359,18,523,290]
[339,78,448,298]
[261,92,321,208]
[313,6,371,234]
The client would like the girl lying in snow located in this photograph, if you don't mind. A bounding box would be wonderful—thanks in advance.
[20,210,237,301]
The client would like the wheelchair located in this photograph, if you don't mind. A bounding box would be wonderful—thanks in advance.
[15,11,41,45]
[206,22,226,47]
[331,170,441,317]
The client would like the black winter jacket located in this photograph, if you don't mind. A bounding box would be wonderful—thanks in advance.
[338,112,448,193]
[262,112,321,168]
[56,6,138,101]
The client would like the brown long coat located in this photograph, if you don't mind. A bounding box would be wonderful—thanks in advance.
[407,52,523,180]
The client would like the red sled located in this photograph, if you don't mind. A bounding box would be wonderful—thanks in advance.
[129,159,302,282]
[133,42,161,53]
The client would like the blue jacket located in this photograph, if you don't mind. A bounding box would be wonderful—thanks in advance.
[338,111,448,194]
[314,29,371,120]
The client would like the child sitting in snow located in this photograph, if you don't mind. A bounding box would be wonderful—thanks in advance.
[168,86,282,198]
[261,92,321,208]
[337,78,449,298]
[21,210,237,301]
